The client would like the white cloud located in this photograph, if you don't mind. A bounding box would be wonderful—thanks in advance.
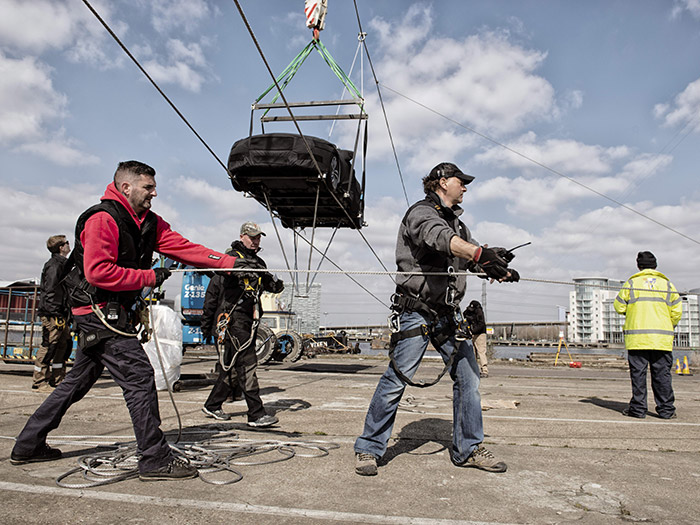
[0,52,67,143]
[0,0,116,65]
[135,38,214,92]
[143,59,206,92]
[358,5,560,170]
[15,132,100,167]
[541,199,700,275]
[171,176,259,218]
[654,76,700,132]
[474,132,630,177]
[0,184,99,281]
[467,131,674,216]
[0,0,80,53]
[150,0,212,34]
[671,0,700,19]
[0,52,102,164]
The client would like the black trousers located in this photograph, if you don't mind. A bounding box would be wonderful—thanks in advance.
[204,329,265,422]
[627,350,675,417]
[13,313,172,473]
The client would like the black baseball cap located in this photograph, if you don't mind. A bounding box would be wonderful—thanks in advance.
[428,162,475,185]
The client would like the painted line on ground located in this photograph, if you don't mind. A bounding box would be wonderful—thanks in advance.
[0,481,514,525]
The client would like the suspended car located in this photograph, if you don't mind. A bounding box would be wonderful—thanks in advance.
[228,132,363,229]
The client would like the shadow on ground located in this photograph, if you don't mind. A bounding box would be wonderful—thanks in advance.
[380,417,450,466]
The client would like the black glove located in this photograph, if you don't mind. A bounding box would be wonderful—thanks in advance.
[262,274,284,293]
[153,267,171,287]
[492,246,515,264]
[503,268,520,282]
[474,247,509,281]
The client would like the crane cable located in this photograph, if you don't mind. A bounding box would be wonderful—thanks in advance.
[352,0,410,208]
[80,0,227,173]
[81,0,393,310]
[231,0,396,287]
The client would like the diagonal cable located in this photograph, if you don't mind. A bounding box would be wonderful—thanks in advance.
[380,83,700,246]
[81,0,228,173]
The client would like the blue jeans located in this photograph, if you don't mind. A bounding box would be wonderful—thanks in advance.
[354,311,484,463]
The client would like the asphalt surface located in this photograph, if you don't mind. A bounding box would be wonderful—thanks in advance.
[1,354,699,525]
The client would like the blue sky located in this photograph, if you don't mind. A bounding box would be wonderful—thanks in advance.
[1,0,700,325]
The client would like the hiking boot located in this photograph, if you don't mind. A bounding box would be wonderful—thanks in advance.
[355,452,378,476]
[139,457,198,482]
[479,371,489,378]
[10,444,62,465]
[202,407,230,420]
[247,414,279,428]
[32,383,54,393]
[452,445,507,473]
[622,408,646,419]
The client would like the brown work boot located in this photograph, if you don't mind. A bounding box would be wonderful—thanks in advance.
[452,445,507,473]
[355,452,378,476]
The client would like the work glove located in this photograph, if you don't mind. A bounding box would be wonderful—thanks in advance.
[491,246,515,264]
[503,268,520,282]
[262,274,284,293]
[153,267,172,288]
[474,247,509,281]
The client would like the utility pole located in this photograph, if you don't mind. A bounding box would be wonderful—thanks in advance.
[481,279,487,323]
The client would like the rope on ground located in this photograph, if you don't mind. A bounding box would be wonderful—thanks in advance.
[55,434,340,489]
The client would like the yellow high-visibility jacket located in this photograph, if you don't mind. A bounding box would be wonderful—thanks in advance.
[614,269,682,351]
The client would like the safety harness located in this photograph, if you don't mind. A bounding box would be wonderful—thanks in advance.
[64,200,157,350]
[212,253,267,373]
[388,266,471,388]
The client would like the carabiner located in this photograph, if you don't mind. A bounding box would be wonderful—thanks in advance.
[388,311,401,333]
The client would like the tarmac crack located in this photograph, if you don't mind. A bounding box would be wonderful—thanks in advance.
[507,471,653,522]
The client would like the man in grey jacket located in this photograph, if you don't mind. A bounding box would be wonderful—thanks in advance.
[354,162,518,476]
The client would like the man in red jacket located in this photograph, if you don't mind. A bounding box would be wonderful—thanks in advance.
[11,161,239,481]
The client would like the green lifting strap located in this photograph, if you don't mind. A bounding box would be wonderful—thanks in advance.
[254,39,364,118]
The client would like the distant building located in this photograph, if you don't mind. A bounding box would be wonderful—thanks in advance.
[568,277,700,347]
[568,278,623,344]
[277,282,321,334]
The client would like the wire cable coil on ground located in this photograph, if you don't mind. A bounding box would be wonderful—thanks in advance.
[55,433,339,489]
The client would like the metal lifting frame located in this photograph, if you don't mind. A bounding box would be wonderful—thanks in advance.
[247,37,370,295]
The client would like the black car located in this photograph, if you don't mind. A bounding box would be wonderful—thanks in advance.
[228,133,364,229]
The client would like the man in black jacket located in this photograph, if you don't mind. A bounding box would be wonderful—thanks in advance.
[33,235,72,392]
[354,162,518,476]
[200,222,283,427]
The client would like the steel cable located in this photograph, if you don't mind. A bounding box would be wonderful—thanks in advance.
[55,435,339,489]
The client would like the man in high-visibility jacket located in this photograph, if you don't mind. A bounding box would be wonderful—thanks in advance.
[614,251,682,419]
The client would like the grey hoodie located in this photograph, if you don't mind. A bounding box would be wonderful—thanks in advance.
[394,192,478,311]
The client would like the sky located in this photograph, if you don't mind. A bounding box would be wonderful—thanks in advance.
[1,0,700,326]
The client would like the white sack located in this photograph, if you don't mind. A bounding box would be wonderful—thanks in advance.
[143,305,183,391]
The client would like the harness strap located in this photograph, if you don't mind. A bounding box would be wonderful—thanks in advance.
[388,295,460,388]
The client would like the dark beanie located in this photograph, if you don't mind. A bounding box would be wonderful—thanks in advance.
[636,251,657,270]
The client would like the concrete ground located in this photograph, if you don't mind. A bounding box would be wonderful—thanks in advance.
[1,354,698,525]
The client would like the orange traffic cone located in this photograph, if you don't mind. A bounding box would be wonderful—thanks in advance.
[681,355,692,375]
[675,358,682,374]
